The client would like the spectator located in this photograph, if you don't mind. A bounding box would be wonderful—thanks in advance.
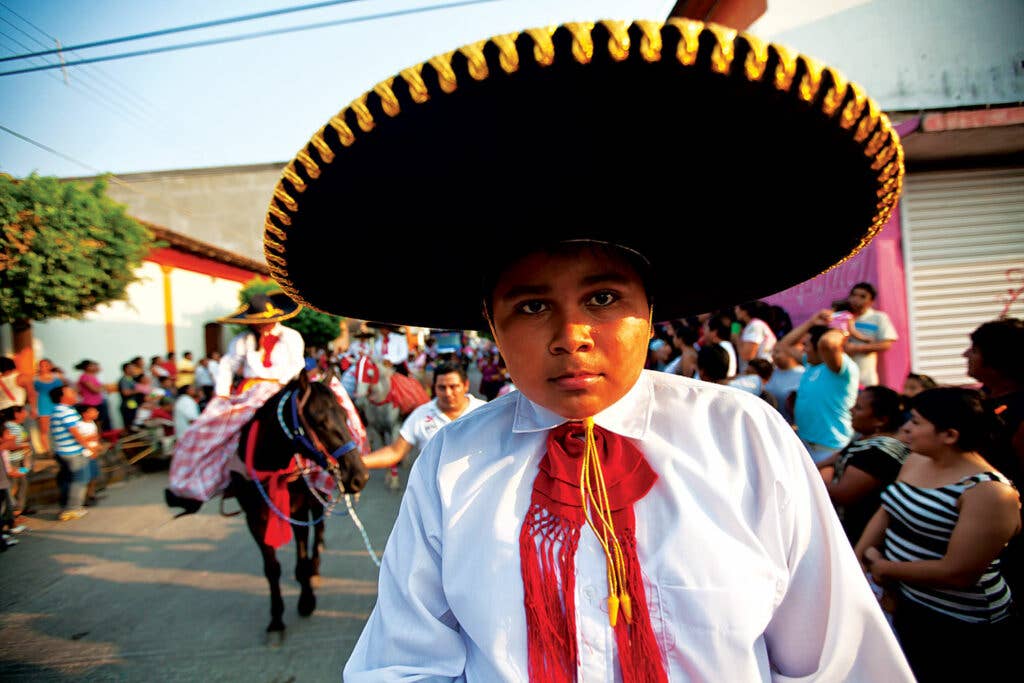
[74,359,111,431]
[206,351,221,387]
[2,404,33,516]
[778,310,860,463]
[964,316,1024,600]
[116,361,139,431]
[76,406,104,506]
[664,319,699,378]
[161,352,178,383]
[193,358,215,404]
[174,385,200,439]
[703,315,738,378]
[728,358,778,408]
[0,431,22,549]
[158,376,176,399]
[735,300,777,371]
[647,338,672,371]
[818,386,909,544]
[477,349,507,401]
[32,358,64,453]
[176,351,196,388]
[695,343,730,385]
[856,387,1021,683]
[49,384,92,521]
[0,356,36,424]
[765,341,805,424]
[902,372,937,399]
[843,282,898,387]
[149,355,169,382]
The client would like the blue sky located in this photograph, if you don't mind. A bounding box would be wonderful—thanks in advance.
[0,0,678,178]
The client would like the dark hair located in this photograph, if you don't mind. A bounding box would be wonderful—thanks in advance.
[74,359,95,371]
[669,319,700,347]
[747,358,774,381]
[807,324,831,350]
[860,385,906,433]
[432,362,468,388]
[0,357,15,373]
[905,372,938,391]
[150,356,162,364]
[850,282,877,300]
[166,351,176,359]
[122,362,133,373]
[910,387,995,454]
[49,384,68,404]
[768,305,793,338]
[707,317,732,341]
[0,405,24,422]
[737,301,771,321]
[697,343,730,382]
[970,318,1024,384]
[177,384,194,397]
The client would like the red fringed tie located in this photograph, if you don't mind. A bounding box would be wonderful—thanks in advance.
[260,332,280,368]
[519,421,667,683]
[245,421,295,548]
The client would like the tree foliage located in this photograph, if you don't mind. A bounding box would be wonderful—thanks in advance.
[0,174,153,324]
[238,277,343,349]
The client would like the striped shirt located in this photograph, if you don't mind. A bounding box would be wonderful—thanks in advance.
[50,404,85,456]
[881,472,1015,623]
[3,420,30,465]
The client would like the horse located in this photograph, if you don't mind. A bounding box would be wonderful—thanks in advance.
[229,370,369,644]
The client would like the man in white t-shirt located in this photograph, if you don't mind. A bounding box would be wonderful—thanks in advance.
[735,301,777,373]
[173,385,200,438]
[362,362,486,471]
[843,282,898,387]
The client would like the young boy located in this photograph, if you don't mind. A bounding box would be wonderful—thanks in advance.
[2,404,33,516]
[261,18,912,681]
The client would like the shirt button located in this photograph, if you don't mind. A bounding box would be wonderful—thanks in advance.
[583,586,596,601]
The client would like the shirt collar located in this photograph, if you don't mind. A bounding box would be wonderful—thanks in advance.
[511,371,652,440]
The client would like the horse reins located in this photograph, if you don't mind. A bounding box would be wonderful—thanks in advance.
[253,386,380,566]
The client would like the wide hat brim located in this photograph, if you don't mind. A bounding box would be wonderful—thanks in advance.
[264,19,903,331]
[216,291,302,325]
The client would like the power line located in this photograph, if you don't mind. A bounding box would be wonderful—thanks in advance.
[0,0,501,77]
[0,0,368,62]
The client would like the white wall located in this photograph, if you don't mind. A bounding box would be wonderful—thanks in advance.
[2,260,248,426]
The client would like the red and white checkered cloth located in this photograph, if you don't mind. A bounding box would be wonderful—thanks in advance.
[168,378,369,502]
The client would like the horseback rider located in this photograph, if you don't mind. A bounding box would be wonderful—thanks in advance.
[166,291,349,513]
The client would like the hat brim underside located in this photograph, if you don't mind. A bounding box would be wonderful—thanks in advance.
[265,20,902,331]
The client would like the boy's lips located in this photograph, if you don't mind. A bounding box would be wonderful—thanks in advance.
[549,371,603,390]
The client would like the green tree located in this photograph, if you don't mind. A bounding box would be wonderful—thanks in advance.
[0,173,153,372]
[238,277,343,349]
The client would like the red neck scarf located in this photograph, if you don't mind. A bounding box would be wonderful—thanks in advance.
[520,420,667,683]
[260,331,280,368]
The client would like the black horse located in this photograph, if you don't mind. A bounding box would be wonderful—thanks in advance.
[229,371,369,643]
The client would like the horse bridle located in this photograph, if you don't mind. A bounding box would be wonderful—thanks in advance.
[276,385,358,490]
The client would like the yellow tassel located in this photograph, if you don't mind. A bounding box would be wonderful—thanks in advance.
[620,592,633,624]
[608,593,620,627]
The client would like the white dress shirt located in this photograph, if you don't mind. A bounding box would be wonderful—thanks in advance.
[375,332,409,366]
[344,371,913,682]
[214,324,305,396]
[399,395,487,451]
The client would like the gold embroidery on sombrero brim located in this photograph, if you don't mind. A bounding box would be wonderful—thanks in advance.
[262,18,905,314]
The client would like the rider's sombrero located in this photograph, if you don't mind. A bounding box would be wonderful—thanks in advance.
[264,19,903,331]
[217,291,301,325]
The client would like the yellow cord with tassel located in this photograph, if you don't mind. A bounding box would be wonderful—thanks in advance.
[579,417,633,627]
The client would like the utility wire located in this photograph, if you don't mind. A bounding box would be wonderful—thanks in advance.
[0,0,500,77]
[0,1,159,110]
[0,0,368,62]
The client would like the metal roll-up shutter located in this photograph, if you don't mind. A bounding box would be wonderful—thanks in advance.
[902,167,1024,386]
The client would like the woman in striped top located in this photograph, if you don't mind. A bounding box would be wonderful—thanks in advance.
[855,387,1022,682]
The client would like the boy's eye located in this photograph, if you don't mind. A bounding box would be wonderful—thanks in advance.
[588,291,617,306]
[518,300,549,314]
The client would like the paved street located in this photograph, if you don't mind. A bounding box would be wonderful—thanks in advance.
[0,466,405,682]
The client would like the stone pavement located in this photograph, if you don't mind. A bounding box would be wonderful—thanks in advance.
[0,464,405,682]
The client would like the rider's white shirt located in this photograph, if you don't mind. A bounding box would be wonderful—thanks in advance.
[344,370,913,682]
[374,332,409,366]
[398,395,486,451]
[214,324,305,396]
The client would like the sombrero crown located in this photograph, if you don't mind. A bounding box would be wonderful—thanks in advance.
[265,19,903,330]
[217,290,301,325]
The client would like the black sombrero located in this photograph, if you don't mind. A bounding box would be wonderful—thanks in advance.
[264,19,903,331]
[216,291,301,325]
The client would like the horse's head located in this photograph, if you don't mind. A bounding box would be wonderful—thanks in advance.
[296,370,369,493]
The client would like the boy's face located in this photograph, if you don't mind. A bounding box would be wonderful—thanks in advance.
[490,247,651,419]
[82,407,99,421]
